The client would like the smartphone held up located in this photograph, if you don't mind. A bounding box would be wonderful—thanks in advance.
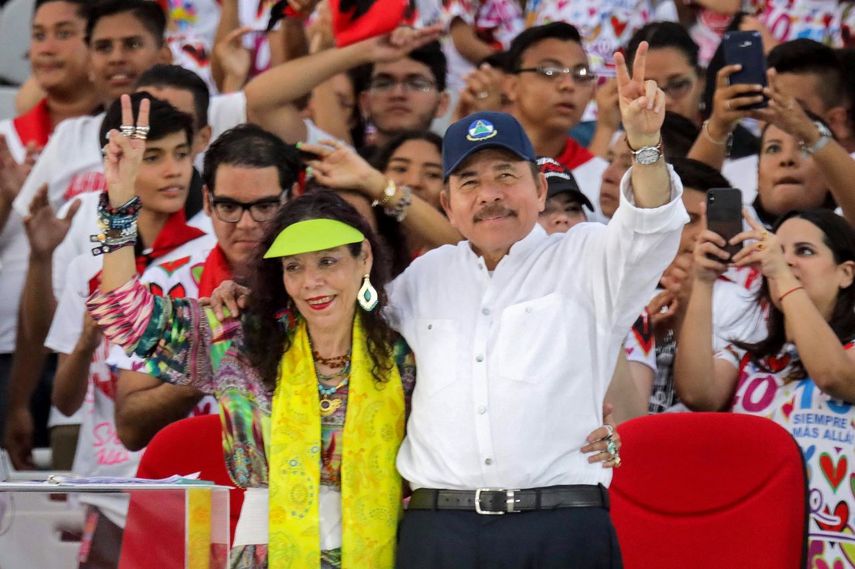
[722,31,768,110]
[707,188,743,260]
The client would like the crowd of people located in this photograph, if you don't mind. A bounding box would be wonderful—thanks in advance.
[0,0,853,567]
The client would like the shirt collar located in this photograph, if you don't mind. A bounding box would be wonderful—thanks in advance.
[461,223,547,268]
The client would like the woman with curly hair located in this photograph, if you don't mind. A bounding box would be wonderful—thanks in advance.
[86,94,412,569]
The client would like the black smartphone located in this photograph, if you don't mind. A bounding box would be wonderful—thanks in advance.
[707,188,743,259]
[722,31,768,109]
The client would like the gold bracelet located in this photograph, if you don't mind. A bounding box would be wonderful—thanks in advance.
[702,120,730,146]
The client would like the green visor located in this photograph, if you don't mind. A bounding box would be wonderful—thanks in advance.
[263,218,365,259]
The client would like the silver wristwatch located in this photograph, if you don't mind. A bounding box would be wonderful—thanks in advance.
[628,139,663,165]
[803,121,833,155]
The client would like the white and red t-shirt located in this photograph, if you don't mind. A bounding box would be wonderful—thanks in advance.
[719,341,855,568]
[0,101,55,353]
[45,235,217,526]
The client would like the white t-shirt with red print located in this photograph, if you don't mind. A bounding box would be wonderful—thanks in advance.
[45,244,217,527]
[718,341,855,568]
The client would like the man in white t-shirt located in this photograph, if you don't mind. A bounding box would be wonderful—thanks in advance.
[0,0,100,469]
[504,23,609,223]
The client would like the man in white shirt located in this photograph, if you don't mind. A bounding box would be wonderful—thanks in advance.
[388,44,688,567]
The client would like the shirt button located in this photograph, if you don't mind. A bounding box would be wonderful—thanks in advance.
[525,307,533,314]
[427,324,432,330]
[475,354,484,362]
[481,307,490,316]
[478,405,487,415]
[485,458,493,465]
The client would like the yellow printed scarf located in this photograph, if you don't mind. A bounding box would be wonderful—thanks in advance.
[268,316,404,568]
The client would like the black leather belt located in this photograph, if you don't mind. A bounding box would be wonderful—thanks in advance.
[408,484,609,515]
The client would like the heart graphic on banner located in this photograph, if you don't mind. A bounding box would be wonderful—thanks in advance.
[821,453,848,492]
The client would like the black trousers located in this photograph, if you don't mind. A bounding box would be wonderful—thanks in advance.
[396,507,623,569]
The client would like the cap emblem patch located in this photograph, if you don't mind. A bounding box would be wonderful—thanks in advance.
[466,119,497,142]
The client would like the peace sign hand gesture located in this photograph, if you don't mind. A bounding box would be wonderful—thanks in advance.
[103,94,149,207]
[613,42,665,149]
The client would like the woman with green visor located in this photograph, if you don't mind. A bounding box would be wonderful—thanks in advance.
[87,96,618,568]
[88,95,409,568]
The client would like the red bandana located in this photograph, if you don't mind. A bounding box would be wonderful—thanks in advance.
[13,98,52,149]
[135,210,206,275]
[197,245,234,297]
[554,136,595,171]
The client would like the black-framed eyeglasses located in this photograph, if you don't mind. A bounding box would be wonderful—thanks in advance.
[368,75,437,93]
[210,196,281,223]
[661,76,695,100]
[515,64,597,84]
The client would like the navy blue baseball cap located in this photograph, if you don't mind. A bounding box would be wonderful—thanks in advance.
[442,112,537,179]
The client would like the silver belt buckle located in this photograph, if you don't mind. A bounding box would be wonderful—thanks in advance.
[475,488,519,515]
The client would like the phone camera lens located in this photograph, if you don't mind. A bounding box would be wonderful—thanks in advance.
[709,196,716,202]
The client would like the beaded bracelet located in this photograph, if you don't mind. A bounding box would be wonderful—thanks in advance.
[97,192,142,229]
[91,192,141,256]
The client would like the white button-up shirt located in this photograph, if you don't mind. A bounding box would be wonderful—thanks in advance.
[387,167,688,491]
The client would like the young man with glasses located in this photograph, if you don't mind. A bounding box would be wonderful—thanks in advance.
[109,124,301,451]
[505,23,609,222]
[357,41,449,149]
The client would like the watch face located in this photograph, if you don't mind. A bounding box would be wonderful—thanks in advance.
[635,147,661,165]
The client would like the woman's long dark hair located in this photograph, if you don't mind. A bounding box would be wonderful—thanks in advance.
[242,190,397,389]
[735,209,855,362]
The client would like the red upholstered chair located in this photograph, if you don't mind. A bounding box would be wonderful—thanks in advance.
[610,413,807,569]
[118,414,244,569]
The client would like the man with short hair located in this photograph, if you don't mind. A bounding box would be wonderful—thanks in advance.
[389,45,688,567]
[357,41,450,149]
[0,0,99,461]
[505,23,609,222]
[112,124,301,451]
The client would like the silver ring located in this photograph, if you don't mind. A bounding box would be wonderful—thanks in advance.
[476,91,490,100]
[603,424,615,439]
[101,144,109,157]
[131,126,150,140]
[120,125,135,137]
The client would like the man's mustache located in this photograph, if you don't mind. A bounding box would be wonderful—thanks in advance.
[474,203,516,222]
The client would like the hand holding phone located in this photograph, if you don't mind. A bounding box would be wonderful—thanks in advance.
[706,188,743,259]
[722,31,768,110]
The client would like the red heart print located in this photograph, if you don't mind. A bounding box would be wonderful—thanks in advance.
[820,453,848,492]
[782,397,795,420]
[610,16,628,37]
